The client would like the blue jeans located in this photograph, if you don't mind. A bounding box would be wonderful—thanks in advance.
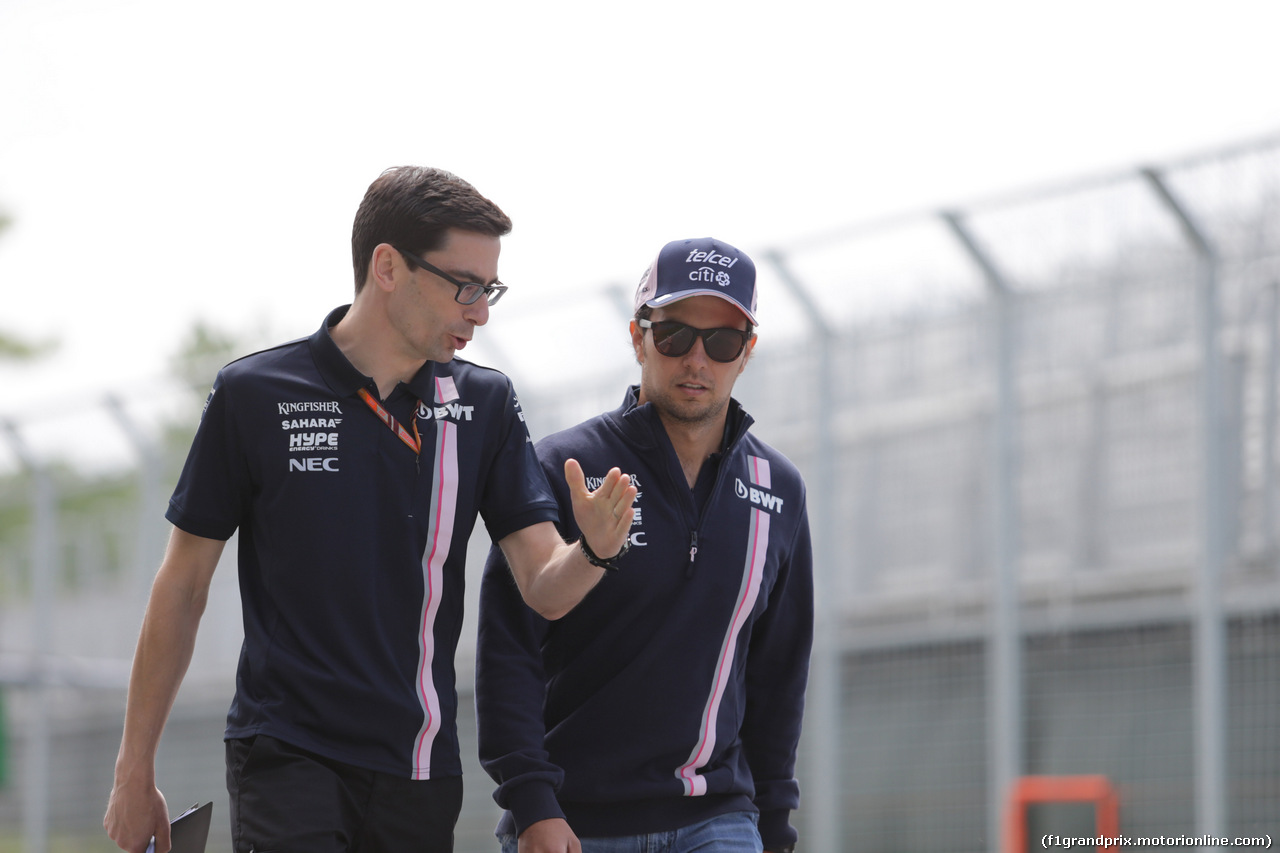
[501,811,762,853]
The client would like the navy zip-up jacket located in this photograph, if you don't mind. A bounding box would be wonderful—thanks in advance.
[477,386,813,850]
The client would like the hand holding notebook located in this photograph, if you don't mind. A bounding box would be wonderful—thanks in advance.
[144,801,211,853]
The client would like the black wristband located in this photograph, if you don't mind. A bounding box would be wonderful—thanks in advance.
[579,535,629,572]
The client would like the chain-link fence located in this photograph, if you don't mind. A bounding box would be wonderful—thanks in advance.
[3,133,1280,851]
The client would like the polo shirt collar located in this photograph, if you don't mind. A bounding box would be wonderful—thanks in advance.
[309,305,439,401]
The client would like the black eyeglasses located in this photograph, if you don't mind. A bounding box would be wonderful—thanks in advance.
[393,246,508,306]
[638,319,751,363]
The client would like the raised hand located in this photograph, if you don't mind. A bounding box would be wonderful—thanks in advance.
[564,459,636,564]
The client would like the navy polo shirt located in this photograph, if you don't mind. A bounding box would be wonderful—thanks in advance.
[167,306,558,779]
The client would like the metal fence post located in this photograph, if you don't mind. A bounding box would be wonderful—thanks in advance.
[1141,167,1227,845]
[2,421,53,853]
[1263,281,1279,563]
[939,212,1022,853]
[765,248,840,852]
[104,395,165,606]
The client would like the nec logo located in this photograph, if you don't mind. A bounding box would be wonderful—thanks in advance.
[288,457,340,472]
[735,478,784,513]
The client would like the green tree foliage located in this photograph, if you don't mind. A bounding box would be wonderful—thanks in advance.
[158,319,258,456]
[0,318,256,601]
[169,320,245,399]
[0,332,55,361]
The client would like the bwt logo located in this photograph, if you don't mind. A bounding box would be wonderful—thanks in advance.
[687,266,733,288]
[735,478,785,513]
[417,402,475,421]
[288,457,339,472]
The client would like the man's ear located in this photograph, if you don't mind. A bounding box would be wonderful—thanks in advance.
[369,243,400,294]
[630,320,646,365]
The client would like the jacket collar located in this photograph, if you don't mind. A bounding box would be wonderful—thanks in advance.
[609,384,754,454]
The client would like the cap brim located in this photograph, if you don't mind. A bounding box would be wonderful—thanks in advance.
[646,289,759,326]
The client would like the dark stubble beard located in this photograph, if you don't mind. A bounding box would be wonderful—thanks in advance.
[651,387,728,427]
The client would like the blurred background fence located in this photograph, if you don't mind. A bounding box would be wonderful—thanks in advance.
[3,134,1280,851]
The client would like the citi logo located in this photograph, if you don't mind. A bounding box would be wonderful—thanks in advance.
[288,457,340,473]
[688,266,733,288]
[289,432,339,451]
[417,402,475,422]
[735,478,785,513]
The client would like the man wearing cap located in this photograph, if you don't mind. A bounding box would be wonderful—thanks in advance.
[477,238,814,853]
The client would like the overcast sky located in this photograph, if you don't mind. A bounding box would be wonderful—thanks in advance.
[1,0,1278,465]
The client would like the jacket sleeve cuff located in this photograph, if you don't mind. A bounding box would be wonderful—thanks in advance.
[506,780,567,836]
[758,809,798,852]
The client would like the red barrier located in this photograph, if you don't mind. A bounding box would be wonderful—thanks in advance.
[1005,775,1119,853]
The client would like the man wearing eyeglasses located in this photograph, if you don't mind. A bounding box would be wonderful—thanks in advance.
[477,238,814,853]
[104,166,636,853]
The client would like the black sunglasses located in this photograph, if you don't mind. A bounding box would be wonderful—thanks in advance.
[393,246,508,306]
[638,319,751,363]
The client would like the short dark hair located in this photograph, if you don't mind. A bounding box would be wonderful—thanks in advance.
[350,166,512,292]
